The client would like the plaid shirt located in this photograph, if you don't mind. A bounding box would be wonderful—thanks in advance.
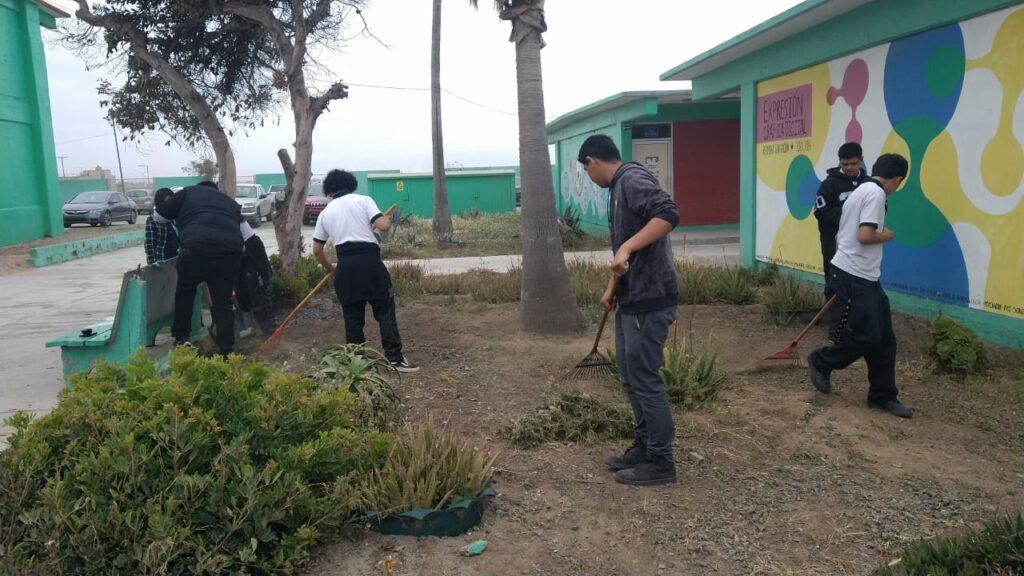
[144,215,179,264]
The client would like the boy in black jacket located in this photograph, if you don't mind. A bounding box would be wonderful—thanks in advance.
[814,142,871,284]
[579,134,680,487]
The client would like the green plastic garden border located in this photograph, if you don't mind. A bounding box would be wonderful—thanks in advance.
[366,487,496,537]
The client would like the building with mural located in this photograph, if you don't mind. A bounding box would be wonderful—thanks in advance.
[0,0,68,247]
[656,0,1024,347]
[547,91,741,235]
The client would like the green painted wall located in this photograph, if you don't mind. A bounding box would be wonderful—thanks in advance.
[153,176,202,190]
[738,82,756,267]
[253,172,286,192]
[367,171,516,218]
[253,170,402,195]
[0,0,63,247]
[58,178,109,203]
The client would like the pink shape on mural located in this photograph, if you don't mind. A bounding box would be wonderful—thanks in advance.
[827,58,869,143]
[757,84,813,143]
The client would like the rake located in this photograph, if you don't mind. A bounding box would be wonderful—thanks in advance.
[760,295,836,363]
[569,279,617,380]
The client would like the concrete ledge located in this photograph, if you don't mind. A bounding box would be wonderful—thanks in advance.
[28,230,144,267]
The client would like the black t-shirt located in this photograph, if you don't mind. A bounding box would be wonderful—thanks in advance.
[156,185,243,255]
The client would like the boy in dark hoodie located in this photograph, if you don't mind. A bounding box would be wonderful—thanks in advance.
[579,134,680,487]
[814,142,871,285]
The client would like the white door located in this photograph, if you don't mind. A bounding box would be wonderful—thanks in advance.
[632,139,672,192]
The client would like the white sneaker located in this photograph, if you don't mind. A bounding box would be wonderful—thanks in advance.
[390,357,420,373]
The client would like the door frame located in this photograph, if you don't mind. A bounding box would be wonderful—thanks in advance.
[631,123,674,194]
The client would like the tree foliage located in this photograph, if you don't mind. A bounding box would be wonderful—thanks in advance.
[183,158,218,181]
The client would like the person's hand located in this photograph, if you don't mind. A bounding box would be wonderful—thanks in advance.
[600,287,615,311]
[881,228,895,242]
[324,263,336,275]
[611,246,631,276]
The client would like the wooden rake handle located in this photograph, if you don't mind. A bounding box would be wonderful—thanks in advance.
[788,294,837,347]
[589,276,620,353]
[256,272,332,356]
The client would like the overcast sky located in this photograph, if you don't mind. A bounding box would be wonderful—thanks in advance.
[44,0,802,180]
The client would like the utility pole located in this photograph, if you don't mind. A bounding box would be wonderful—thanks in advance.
[57,156,67,178]
[138,164,150,187]
[110,121,126,193]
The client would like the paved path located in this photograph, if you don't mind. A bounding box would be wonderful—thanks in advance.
[0,227,737,439]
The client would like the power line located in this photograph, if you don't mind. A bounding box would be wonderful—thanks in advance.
[345,81,517,116]
[56,132,111,146]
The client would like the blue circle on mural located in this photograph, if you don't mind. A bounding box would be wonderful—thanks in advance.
[785,155,819,220]
[884,24,965,133]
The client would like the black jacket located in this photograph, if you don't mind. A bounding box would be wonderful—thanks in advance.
[155,185,243,255]
[608,162,680,314]
[813,167,871,234]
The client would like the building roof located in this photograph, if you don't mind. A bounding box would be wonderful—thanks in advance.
[546,90,694,134]
[35,0,71,18]
[660,0,871,81]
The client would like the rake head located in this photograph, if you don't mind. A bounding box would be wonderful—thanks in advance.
[761,341,801,362]
[569,349,613,381]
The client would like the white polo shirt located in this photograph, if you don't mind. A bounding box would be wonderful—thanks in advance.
[312,193,384,246]
[830,180,887,281]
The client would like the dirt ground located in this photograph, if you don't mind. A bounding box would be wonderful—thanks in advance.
[250,295,1023,576]
[0,221,144,274]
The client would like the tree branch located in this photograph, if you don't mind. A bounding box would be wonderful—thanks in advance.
[217,1,296,72]
[309,80,348,119]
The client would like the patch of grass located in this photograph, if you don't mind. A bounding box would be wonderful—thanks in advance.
[925,315,988,377]
[761,274,823,326]
[711,265,759,305]
[661,326,727,410]
[500,391,634,449]
[568,259,610,310]
[466,266,522,304]
[676,260,716,304]
[877,513,1024,575]
[267,253,329,309]
[360,419,496,516]
[792,446,826,463]
[310,344,399,429]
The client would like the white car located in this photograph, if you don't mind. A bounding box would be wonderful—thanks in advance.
[234,183,275,225]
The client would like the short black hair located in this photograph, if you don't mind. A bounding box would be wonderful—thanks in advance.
[838,142,863,160]
[324,169,358,197]
[197,180,218,189]
[577,134,621,164]
[871,153,909,179]
[154,188,174,205]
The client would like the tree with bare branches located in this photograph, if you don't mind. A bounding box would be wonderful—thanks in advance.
[471,0,583,334]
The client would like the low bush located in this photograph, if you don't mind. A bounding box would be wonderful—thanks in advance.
[661,329,728,410]
[925,315,988,377]
[761,274,823,326]
[360,420,496,516]
[311,344,400,429]
[676,260,716,304]
[267,253,327,309]
[0,349,390,575]
[500,391,634,449]
[558,206,586,248]
[877,512,1024,575]
[711,265,758,305]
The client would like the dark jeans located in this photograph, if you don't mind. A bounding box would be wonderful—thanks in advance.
[173,250,241,354]
[615,305,678,460]
[340,292,404,362]
[811,266,898,404]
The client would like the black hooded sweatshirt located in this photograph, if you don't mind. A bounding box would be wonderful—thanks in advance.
[813,166,872,270]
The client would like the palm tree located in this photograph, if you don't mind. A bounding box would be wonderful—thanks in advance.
[471,0,583,334]
[431,0,455,244]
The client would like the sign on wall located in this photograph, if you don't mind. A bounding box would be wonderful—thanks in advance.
[755,4,1024,319]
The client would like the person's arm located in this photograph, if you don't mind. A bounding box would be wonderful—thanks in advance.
[857,226,894,245]
[365,197,391,231]
[153,189,185,224]
[855,189,892,245]
[600,272,619,311]
[611,171,679,275]
[144,218,158,264]
[313,240,334,274]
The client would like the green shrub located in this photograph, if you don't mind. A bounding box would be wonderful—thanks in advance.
[360,420,496,516]
[761,274,823,326]
[267,253,328,309]
[311,344,400,429]
[676,260,716,304]
[877,513,1024,575]
[0,349,390,575]
[925,315,988,376]
[500,391,634,449]
[711,265,759,304]
[558,206,586,248]
[750,263,780,286]
[660,329,727,409]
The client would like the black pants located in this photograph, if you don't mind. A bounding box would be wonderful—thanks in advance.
[820,230,837,297]
[174,250,241,354]
[811,266,898,404]
[340,295,403,362]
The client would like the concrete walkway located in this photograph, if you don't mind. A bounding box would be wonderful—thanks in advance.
[0,226,737,439]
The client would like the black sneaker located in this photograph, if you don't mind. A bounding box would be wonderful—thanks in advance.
[614,456,677,486]
[390,357,420,373]
[174,339,195,349]
[868,399,913,419]
[807,350,831,394]
[604,441,646,471]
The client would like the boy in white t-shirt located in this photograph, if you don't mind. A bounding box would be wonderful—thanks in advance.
[808,153,911,419]
[311,169,418,372]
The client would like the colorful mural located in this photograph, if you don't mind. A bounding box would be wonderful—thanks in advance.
[558,129,616,233]
[756,4,1024,320]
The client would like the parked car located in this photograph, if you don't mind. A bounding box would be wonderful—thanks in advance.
[303,183,328,225]
[234,183,274,226]
[63,191,138,227]
[126,188,154,213]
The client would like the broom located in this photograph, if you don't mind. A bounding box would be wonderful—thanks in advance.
[255,203,397,357]
[760,295,836,363]
[569,277,618,380]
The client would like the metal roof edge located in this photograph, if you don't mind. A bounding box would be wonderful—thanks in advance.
[546,89,692,134]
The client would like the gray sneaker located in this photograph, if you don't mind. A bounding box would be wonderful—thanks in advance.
[390,357,420,373]
[614,456,677,486]
[604,441,646,471]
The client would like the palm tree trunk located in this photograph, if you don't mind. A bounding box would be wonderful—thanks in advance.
[431,0,454,244]
[513,31,583,334]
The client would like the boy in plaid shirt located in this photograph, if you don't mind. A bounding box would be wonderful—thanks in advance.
[144,188,179,264]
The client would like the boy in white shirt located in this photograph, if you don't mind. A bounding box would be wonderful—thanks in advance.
[312,169,419,372]
[808,153,911,419]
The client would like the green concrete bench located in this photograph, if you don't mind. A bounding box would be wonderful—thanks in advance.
[46,257,204,381]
